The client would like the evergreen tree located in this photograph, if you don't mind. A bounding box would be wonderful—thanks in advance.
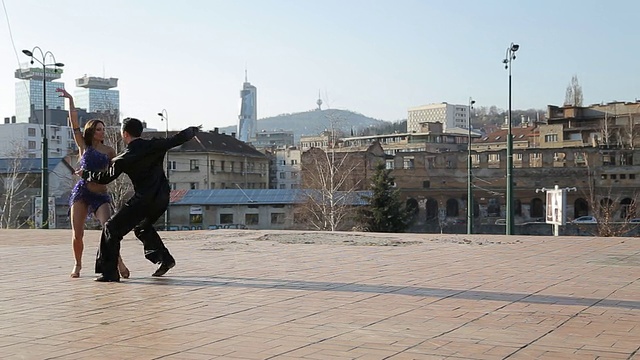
[361,163,411,232]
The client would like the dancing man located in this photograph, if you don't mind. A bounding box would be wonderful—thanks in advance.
[79,117,200,282]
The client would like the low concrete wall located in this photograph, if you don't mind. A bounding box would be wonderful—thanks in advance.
[409,223,640,236]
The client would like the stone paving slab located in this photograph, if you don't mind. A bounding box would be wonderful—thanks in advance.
[0,229,639,360]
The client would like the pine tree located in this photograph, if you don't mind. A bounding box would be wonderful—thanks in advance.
[361,162,410,232]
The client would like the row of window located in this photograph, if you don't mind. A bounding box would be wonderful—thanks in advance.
[279,171,299,179]
[277,184,300,189]
[301,141,330,148]
[178,182,267,190]
[396,152,634,170]
[601,174,637,180]
[219,213,286,225]
[275,159,298,165]
[184,159,266,173]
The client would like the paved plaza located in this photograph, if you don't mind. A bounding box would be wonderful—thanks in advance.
[0,229,639,359]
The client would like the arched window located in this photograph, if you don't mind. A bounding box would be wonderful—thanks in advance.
[531,198,544,218]
[574,198,589,218]
[620,198,634,219]
[406,198,419,216]
[487,198,501,217]
[426,198,438,221]
[446,199,459,217]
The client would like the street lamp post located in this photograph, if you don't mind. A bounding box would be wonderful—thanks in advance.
[22,47,64,229]
[503,42,519,235]
[467,97,476,235]
[157,110,170,230]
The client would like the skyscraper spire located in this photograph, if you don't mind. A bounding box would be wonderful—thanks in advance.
[245,67,248,83]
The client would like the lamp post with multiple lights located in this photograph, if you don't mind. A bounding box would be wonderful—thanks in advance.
[22,47,64,229]
[467,97,476,234]
[157,110,170,230]
[502,42,519,235]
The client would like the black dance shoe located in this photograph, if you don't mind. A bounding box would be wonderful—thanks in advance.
[152,259,175,277]
[94,274,120,282]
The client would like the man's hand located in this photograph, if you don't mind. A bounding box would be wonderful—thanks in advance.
[74,169,88,179]
[186,125,201,137]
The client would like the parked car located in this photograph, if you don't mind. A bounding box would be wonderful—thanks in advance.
[571,216,597,224]
[629,218,640,224]
[495,219,506,225]
[207,225,222,230]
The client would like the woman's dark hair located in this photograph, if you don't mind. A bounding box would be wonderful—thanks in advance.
[122,117,143,138]
[83,119,105,147]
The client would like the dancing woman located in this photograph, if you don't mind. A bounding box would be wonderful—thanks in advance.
[57,88,129,279]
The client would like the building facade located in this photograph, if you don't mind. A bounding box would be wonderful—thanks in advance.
[145,128,269,191]
[407,102,469,133]
[15,67,65,123]
[299,130,343,152]
[267,147,302,189]
[0,123,77,158]
[342,122,476,157]
[301,142,386,192]
[391,146,640,228]
[74,76,120,113]
[0,157,75,229]
[168,189,371,231]
[254,130,295,148]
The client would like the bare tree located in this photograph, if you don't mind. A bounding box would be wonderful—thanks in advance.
[0,144,38,228]
[298,147,363,231]
[625,104,640,150]
[599,110,614,148]
[564,75,584,107]
[298,111,367,230]
[582,157,638,237]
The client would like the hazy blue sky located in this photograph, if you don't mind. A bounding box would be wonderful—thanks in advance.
[1,0,638,130]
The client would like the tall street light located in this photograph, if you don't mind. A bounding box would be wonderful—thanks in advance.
[467,97,476,235]
[503,42,519,235]
[157,110,170,230]
[22,47,64,229]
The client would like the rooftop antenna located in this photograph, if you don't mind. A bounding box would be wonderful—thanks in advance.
[316,89,323,110]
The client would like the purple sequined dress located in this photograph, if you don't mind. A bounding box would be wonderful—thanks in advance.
[69,147,112,215]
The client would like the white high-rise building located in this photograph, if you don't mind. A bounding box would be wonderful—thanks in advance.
[238,70,257,143]
[14,67,65,123]
[74,76,120,113]
[407,102,469,133]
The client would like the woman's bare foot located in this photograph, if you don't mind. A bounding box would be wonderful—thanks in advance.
[118,262,130,279]
[70,264,81,278]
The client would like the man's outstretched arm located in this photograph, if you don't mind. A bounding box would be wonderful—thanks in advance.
[152,126,201,151]
[80,159,124,185]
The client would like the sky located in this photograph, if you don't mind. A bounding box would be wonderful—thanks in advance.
[1,0,639,131]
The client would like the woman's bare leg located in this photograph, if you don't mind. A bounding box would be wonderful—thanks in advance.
[95,203,130,278]
[70,202,89,277]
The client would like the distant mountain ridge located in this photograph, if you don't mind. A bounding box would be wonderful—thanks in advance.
[218,109,390,140]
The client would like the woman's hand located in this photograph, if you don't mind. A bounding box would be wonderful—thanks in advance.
[56,88,72,99]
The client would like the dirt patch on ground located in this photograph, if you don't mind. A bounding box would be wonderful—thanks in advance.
[256,232,418,246]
